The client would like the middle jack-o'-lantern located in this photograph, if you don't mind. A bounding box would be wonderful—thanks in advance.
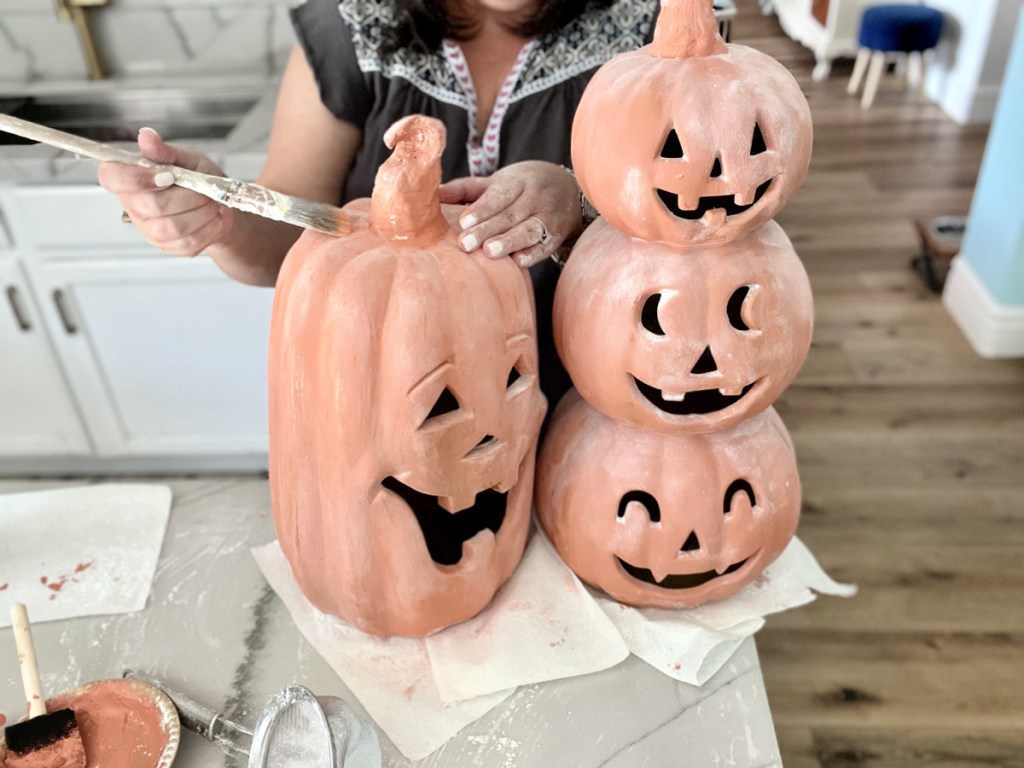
[554,218,812,433]
[268,116,547,637]
[570,0,812,246]
[536,391,801,609]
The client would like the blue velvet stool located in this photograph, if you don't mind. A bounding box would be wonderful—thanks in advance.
[847,4,944,108]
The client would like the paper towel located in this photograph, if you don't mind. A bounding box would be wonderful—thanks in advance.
[0,484,171,626]
[253,531,853,759]
[252,533,628,760]
[596,537,857,685]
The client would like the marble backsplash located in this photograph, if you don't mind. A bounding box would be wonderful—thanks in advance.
[0,1,297,86]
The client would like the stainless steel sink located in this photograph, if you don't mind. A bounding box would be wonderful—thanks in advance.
[0,88,263,145]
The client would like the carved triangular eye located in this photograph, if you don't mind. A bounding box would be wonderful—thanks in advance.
[751,122,767,156]
[724,479,756,514]
[660,128,684,159]
[641,294,666,335]
[506,365,522,389]
[424,386,459,421]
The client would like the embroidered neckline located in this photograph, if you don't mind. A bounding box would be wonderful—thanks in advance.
[442,39,538,177]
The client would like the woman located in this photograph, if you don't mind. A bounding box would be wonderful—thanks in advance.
[99,0,658,401]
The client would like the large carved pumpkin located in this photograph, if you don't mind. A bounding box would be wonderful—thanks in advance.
[554,218,812,433]
[571,0,812,246]
[536,391,800,609]
[269,117,547,637]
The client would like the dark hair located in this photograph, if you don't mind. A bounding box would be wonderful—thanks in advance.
[383,0,614,54]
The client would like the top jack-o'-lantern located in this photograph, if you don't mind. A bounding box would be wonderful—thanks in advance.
[571,0,812,246]
[269,116,547,637]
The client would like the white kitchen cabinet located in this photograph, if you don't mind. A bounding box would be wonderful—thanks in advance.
[27,256,274,458]
[0,259,91,457]
[0,184,275,473]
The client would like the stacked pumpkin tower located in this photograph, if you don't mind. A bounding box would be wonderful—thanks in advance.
[537,0,815,608]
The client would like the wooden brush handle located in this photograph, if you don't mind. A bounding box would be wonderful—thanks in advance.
[10,603,47,718]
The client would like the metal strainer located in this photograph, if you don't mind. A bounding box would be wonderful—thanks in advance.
[123,670,380,768]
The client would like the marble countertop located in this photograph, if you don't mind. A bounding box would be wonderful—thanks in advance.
[0,477,783,767]
[0,79,277,186]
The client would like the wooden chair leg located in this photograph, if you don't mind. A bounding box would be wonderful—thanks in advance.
[848,48,871,94]
[861,51,886,109]
[907,51,922,90]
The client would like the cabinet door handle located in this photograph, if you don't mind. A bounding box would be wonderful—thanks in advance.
[5,285,32,332]
[52,289,79,335]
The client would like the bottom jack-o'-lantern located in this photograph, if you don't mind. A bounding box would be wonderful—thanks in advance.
[269,116,547,637]
[536,391,800,608]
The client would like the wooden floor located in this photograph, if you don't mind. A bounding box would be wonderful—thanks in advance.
[732,3,1024,766]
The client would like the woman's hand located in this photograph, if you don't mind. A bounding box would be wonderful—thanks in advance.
[97,127,234,258]
[440,160,582,268]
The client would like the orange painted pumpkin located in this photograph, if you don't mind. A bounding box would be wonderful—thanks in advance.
[536,391,800,608]
[269,117,547,637]
[554,218,812,433]
[571,0,812,246]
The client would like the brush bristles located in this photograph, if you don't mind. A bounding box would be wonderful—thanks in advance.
[288,201,352,237]
[5,708,80,754]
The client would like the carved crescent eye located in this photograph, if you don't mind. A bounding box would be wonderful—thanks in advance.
[727,286,752,331]
[723,479,756,515]
[618,490,661,523]
[641,294,666,335]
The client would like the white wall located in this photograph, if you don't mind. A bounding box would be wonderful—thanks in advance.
[925,0,1022,124]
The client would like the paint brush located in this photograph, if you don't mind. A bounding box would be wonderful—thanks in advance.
[0,113,351,238]
[4,604,87,768]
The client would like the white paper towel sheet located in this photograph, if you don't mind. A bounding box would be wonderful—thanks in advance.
[251,534,629,761]
[0,484,172,627]
[596,537,857,686]
[253,532,853,760]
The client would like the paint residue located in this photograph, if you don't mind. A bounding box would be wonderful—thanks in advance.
[0,583,8,591]
[39,561,95,599]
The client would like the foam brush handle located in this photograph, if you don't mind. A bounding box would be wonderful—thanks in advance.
[124,670,253,754]
[10,603,47,718]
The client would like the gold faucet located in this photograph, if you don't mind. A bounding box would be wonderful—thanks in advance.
[54,0,110,80]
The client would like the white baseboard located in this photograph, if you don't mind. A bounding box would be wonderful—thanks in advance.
[942,257,1024,358]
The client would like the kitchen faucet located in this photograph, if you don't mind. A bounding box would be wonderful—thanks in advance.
[54,0,109,80]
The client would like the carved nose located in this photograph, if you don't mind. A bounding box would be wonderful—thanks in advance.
[680,531,701,553]
[690,346,718,374]
[709,156,723,178]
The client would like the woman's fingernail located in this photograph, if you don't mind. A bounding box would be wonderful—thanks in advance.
[486,241,504,257]
[460,234,478,252]
[461,214,478,230]
[139,127,161,140]
[153,171,174,188]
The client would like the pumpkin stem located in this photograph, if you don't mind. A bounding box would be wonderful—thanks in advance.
[370,115,449,245]
[651,0,728,59]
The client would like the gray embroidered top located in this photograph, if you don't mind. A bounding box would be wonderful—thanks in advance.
[291,0,657,203]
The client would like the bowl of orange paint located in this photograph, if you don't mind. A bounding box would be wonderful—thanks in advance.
[41,678,179,768]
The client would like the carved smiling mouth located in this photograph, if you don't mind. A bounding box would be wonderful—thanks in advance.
[617,555,752,589]
[382,476,506,566]
[632,376,756,416]
[656,179,772,221]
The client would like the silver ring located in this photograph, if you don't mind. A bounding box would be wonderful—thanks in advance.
[529,216,552,247]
